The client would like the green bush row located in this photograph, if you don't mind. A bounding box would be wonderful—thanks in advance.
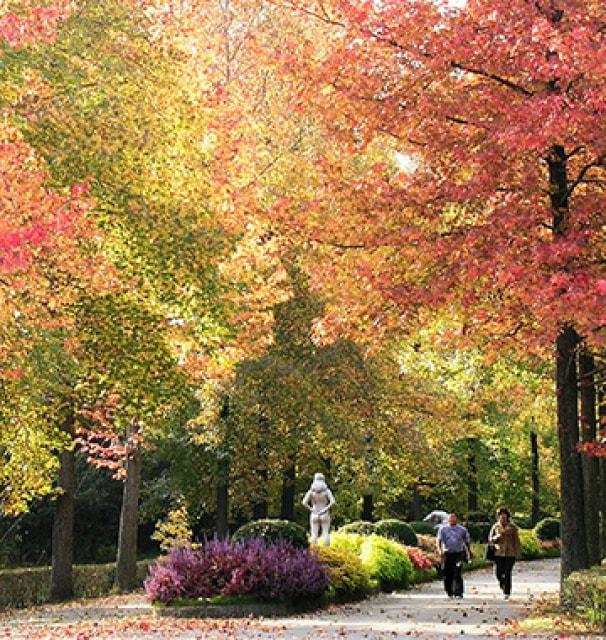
[409,521,437,535]
[232,519,309,549]
[534,517,560,542]
[312,545,372,599]
[0,560,152,610]
[331,532,414,590]
[466,522,492,542]
[466,517,560,545]
[518,529,561,560]
[562,567,606,629]
[337,520,418,546]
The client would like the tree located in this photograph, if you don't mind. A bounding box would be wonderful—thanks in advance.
[269,0,606,578]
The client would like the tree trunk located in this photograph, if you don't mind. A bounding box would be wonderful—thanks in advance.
[252,499,268,520]
[467,438,479,513]
[601,456,606,560]
[115,422,142,591]
[599,387,606,559]
[549,144,589,578]
[579,350,600,565]
[252,416,269,520]
[530,431,540,526]
[556,325,588,577]
[280,462,296,521]
[50,415,75,602]
[362,494,373,521]
[216,398,230,540]
[412,484,423,521]
[216,458,229,540]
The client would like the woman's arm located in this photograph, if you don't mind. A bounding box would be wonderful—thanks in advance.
[488,523,501,543]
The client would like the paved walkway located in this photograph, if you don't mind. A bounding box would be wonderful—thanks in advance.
[258,558,565,639]
[1,558,602,639]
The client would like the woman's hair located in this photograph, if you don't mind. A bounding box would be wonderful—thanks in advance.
[497,507,510,520]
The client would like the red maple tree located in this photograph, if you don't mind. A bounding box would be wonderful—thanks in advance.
[269,0,606,578]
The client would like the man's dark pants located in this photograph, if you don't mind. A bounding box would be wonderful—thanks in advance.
[443,551,465,597]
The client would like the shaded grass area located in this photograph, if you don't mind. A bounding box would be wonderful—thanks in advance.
[518,593,604,636]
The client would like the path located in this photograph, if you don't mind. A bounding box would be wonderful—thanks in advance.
[0,558,601,639]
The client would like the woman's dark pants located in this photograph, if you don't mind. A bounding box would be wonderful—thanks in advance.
[495,556,516,595]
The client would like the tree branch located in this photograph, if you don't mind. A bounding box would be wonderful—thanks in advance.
[566,154,606,200]
[310,237,367,250]
[452,63,534,97]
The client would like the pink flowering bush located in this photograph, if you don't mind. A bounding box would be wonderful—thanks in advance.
[406,547,434,572]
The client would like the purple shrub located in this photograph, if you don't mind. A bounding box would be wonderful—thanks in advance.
[143,563,184,605]
[144,538,329,605]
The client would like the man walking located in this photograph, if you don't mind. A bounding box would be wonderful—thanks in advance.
[437,512,472,599]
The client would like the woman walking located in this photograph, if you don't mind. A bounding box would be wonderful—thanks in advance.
[488,507,522,599]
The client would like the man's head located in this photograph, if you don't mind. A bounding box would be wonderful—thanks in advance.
[448,513,459,526]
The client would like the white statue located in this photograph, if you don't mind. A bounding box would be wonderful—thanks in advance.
[302,473,335,545]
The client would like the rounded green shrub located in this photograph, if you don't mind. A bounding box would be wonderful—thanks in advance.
[359,534,413,590]
[232,519,308,549]
[410,521,437,535]
[466,511,490,523]
[339,521,377,536]
[313,545,371,598]
[518,529,542,560]
[466,522,492,543]
[512,516,533,529]
[330,532,365,555]
[534,517,560,542]
[375,519,418,547]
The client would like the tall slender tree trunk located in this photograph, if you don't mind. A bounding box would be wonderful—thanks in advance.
[556,325,588,576]
[549,144,589,578]
[115,421,142,591]
[216,458,229,540]
[252,497,268,519]
[362,494,373,521]
[599,387,606,558]
[412,484,423,521]
[467,438,479,513]
[530,431,540,526]
[579,350,600,565]
[50,414,75,602]
[252,415,269,519]
[280,462,296,521]
[216,398,230,540]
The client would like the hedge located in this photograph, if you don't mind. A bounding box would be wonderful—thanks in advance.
[360,535,414,590]
[330,531,365,555]
[562,567,606,628]
[534,517,560,542]
[0,560,153,610]
[518,529,543,559]
[465,521,492,543]
[466,511,490,523]
[339,521,377,536]
[518,529,561,560]
[410,521,437,535]
[312,545,372,599]
[232,519,308,549]
[374,519,418,547]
